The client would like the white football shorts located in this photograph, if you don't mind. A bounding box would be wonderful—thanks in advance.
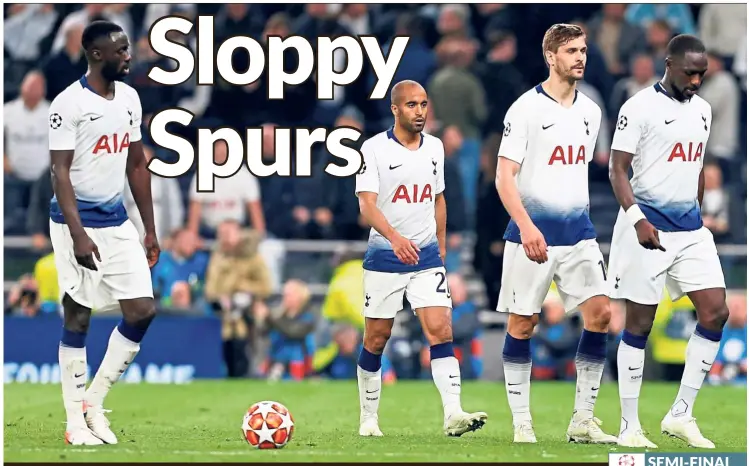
[607,211,726,305]
[362,266,453,319]
[49,218,154,309]
[497,239,608,316]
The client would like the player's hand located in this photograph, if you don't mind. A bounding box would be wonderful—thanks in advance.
[72,234,101,271]
[634,219,666,251]
[144,231,161,268]
[391,233,420,265]
[520,224,548,264]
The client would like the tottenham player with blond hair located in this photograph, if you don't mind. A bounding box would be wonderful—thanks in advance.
[609,35,725,449]
[48,21,159,446]
[495,24,618,444]
[354,80,487,438]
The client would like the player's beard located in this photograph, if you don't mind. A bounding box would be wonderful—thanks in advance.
[102,62,127,82]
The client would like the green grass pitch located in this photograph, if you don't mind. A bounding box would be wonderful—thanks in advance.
[4,380,746,462]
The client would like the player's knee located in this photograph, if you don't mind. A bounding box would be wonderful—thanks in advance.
[122,298,157,330]
[625,314,654,337]
[588,301,612,332]
[62,293,92,333]
[508,313,536,339]
[701,302,730,332]
[364,328,391,353]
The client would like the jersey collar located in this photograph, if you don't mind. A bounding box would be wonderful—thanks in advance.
[535,83,578,105]
[79,75,96,94]
[654,81,691,103]
[387,126,424,148]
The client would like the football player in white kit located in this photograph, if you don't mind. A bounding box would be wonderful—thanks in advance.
[495,24,618,444]
[48,21,160,446]
[355,80,487,438]
[608,35,726,449]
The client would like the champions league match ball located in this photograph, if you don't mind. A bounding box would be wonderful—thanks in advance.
[242,401,295,449]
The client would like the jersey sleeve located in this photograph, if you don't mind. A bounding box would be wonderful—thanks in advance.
[436,141,446,195]
[610,98,644,155]
[243,173,261,202]
[48,93,79,151]
[497,99,529,164]
[355,140,379,195]
[129,88,143,143]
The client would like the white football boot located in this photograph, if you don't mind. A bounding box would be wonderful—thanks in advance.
[444,410,488,437]
[65,426,105,446]
[512,420,537,443]
[661,416,715,449]
[618,428,659,448]
[359,416,384,437]
[84,402,118,444]
[566,413,618,444]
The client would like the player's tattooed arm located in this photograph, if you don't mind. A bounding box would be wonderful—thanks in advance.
[51,149,101,270]
[435,193,447,263]
[609,150,665,251]
[127,140,160,266]
[495,157,548,263]
[358,192,420,266]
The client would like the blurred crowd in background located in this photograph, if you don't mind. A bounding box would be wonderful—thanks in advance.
[3,3,747,385]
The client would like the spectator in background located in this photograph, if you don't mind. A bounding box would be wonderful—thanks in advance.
[625,4,696,35]
[5,274,40,317]
[609,53,658,120]
[4,70,50,234]
[339,4,373,37]
[645,19,673,77]
[187,140,266,239]
[699,51,740,179]
[151,228,210,312]
[215,4,266,42]
[439,126,468,272]
[473,139,510,311]
[436,4,473,39]
[698,4,747,71]
[3,4,59,64]
[205,220,273,377]
[41,22,87,101]
[587,4,648,79]
[50,5,133,54]
[709,292,747,386]
[124,145,184,242]
[254,279,316,381]
[475,29,526,137]
[447,274,482,379]
[531,288,581,381]
[701,162,731,243]
[428,35,487,226]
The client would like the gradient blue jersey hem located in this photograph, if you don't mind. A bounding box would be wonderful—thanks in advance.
[363,242,443,273]
[503,213,596,246]
[639,202,702,232]
[50,197,129,228]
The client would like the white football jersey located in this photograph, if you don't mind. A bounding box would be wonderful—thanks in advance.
[48,75,142,228]
[498,85,602,246]
[355,128,445,273]
[611,82,711,232]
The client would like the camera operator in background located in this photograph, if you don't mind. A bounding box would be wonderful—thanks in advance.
[204,220,273,377]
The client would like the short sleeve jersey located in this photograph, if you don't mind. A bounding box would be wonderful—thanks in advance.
[48,75,143,228]
[611,82,711,232]
[498,85,602,246]
[355,128,445,273]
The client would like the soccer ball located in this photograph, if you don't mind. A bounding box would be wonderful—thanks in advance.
[241,401,295,449]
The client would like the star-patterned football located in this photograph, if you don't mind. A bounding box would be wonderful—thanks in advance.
[242,401,295,449]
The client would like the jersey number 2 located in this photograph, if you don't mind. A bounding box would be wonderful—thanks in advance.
[435,271,451,298]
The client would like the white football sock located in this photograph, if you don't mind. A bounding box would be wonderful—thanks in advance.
[504,361,532,425]
[574,358,605,417]
[59,344,88,430]
[85,327,140,408]
[617,340,645,433]
[431,356,462,417]
[357,366,382,423]
[668,331,720,419]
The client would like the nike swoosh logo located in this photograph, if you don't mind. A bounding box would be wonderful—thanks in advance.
[591,387,600,391]
[665,119,675,125]
[74,372,85,378]
[702,360,712,365]
[90,115,103,121]
[389,164,402,170]
[365,389,379,394]
[542,124,554,130]
[507,382,522,386]
[628,366,642,371]
[448,375,459,379]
